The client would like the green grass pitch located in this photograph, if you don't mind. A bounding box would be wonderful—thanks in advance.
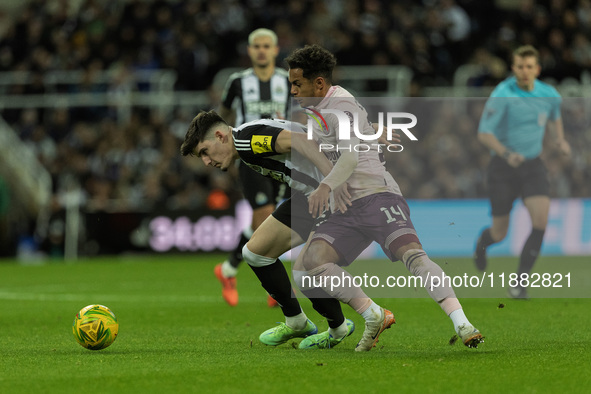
[0,255,590,393]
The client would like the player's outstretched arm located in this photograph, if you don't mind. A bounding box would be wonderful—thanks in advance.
[308,146,358,217]
[275,129,333,176]
[276,130,352,216]
[320,145,358,191]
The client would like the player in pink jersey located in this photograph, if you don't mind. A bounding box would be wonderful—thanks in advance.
[304,85,401,202]
[286,45,483,351]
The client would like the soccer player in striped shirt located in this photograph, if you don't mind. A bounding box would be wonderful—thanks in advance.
[215,29,291,307]
[180,111,358,349]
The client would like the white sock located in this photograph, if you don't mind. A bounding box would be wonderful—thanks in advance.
[221,260,238,278]
[449,309,471,334]
[328,319,349,339]
[360,301,382,322]
[285,312,307,330]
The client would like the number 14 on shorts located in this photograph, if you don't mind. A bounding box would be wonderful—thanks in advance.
[380,205,407,223]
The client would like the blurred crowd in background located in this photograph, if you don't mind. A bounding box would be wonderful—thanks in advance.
[0,0,590,256]
[2,0,591,87]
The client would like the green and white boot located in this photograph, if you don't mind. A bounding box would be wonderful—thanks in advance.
[298,319,355,349]
[259,319,318,346]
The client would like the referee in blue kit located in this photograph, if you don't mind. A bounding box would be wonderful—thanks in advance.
[474,45,571,299]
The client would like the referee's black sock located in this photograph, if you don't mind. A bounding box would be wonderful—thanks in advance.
[249,260,302,317]
[300,288,346,329]
[517,228,545,276]
[229,230,251,269]
[475,227,498,271]
[478,228,497,249]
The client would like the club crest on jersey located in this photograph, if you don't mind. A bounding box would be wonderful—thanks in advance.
[251,135,272,154]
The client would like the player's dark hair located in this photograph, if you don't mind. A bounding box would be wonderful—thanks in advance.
[285,44,337,83]
[180,110,227,156]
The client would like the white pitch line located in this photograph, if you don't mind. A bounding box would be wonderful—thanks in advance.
[0,292,263,303]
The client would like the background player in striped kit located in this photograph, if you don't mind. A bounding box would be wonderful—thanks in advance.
[474,45,571,299]
[215,28,291,307]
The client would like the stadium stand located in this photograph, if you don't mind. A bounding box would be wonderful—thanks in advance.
[0,0,589,257]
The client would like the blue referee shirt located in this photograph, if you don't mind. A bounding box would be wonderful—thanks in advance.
[478,76,562,159]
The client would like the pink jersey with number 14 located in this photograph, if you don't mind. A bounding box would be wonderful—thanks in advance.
[306,85,401,201]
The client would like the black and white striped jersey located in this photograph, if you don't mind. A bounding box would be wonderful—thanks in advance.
[232,119,323,196]
[222,68,290,125]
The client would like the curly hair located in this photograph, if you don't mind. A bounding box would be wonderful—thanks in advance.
[180,110,227,156]
[285,44,337,83]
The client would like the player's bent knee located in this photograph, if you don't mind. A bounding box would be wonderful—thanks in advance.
[531,217,548,230]
[492,230,508,242]
[491,219,510,241]
[392,241,422,261]
[301,239,337,271]
[301,250,324,271]
[242,244,276,267]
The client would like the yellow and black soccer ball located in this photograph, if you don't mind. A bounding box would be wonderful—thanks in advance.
[72,304,119,350]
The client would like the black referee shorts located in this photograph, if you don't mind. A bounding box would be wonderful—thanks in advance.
[271,191,329,241]
[239,161,290,210]
[487,156,550,216]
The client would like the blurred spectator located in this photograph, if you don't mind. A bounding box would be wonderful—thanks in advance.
[1,0,590,88]
[0,0,587,221]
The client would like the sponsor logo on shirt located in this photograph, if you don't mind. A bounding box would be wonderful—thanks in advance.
[245,101,285,116]
[251,135,272,154]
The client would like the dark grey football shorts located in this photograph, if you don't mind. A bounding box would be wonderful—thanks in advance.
[310,192,420,264]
